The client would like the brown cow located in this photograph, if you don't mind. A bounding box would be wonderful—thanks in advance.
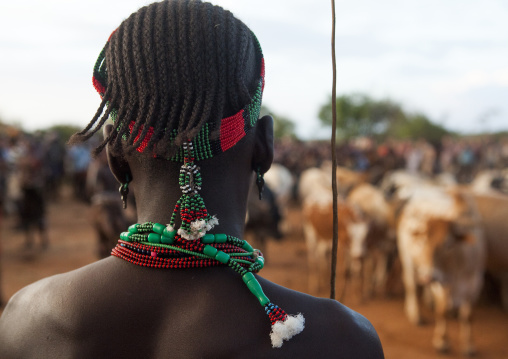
[397,187,485,356]
[347,183,396,299]
[299,167,368,296]
[472,193,508,311]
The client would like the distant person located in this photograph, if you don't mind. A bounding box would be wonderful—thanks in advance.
[87,151,135,258]
[17,137,48,249]
[42,132,66,200]
[67,143,91,201]
[0,1,384,357]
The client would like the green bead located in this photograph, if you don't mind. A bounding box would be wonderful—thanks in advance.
[162,228,176,238]
[215,234,227,243]
[241,241,254,252]
[202,234,215,244]
[161,235,174,244]
[203,245,218,258]
[148,233,161,244]
[120,232,131,241]
[215,251,230,264]
[242,272,270,306]
[152,223,165,235]
[255,256,265,268]
[128,225,138,234]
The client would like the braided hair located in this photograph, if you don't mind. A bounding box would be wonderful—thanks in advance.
[69,0,263,160]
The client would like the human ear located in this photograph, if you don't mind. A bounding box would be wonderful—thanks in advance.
[252,115,274,174]
[103,124,132,184]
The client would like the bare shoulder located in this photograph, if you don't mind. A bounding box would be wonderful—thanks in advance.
[259,278,385,359]
[0,273,68,358]
[0,260,112,359]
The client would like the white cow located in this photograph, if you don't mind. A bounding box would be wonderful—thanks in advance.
[397,187,485,355]
[264,163,295,233]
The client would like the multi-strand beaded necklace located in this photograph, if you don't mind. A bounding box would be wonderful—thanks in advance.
[111,141,304,348]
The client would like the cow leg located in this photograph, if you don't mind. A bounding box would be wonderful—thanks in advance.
[337,244,350,302]
[458,301,476,357]
[400,256,422,325]
[24,227,34,249]
[349,256,364,303]
[363,254,375,300]
[304,223,319,295]
[317,241,331,294]
[38,220,48,250]
[373,250,389,297]
[500,272,508,313]
[430,282,450,353]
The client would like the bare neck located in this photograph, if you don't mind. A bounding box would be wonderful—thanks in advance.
[131,158,254,239]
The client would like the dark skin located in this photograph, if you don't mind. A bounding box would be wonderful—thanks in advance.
[0,117,384,358]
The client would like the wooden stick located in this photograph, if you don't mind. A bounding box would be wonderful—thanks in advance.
[330,0,339,300]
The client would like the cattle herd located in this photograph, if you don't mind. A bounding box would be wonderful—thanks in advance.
[258,162,508,357]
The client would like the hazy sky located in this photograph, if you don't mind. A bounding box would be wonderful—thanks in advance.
[1,0,507,138]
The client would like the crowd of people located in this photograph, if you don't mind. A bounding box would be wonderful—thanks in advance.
[0,131,102,248]
[1,131,508,234]
[274,135,508,184]
[0,128,506,254]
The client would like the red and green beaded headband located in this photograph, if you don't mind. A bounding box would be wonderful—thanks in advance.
[92,29,265,162]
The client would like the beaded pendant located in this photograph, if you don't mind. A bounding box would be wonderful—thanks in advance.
[168,141,218,240]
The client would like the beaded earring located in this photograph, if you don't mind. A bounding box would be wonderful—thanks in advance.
[256,167,265,200]
[119,174,130,209]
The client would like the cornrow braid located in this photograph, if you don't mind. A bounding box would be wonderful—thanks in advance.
[125,5,150,153]
[224,10,239,113]
[132,3,160,154]
[210,5,228,140]
[72,0,264,162]
[146,0,171,155]
[192,2,217,141]
[156,1,181,158]
[183,0,205,140]
[107,24,130,155]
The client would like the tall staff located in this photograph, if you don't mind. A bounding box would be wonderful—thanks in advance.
[329,0,339,300]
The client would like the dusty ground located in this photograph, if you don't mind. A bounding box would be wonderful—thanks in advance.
[1,193,507,358]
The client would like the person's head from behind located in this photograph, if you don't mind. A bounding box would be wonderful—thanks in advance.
[70,0,269,172]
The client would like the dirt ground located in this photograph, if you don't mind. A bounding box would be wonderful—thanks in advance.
[1,193,507,358]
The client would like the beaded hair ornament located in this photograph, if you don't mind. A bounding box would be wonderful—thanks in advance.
[95,28,304,348]
[93,29,265,161]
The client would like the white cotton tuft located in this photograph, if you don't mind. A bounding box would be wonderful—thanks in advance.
[177,228,201,240]
[166,225,175,232]
[190,219,206,232]
[178,216,220,241]
[270,314,305,348]
[206,216,219,230]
